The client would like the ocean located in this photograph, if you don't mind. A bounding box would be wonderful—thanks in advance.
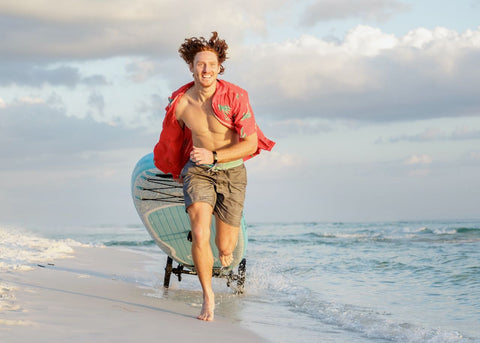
[1,219,479,342]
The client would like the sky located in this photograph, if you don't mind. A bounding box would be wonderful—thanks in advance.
[1,0,480,227]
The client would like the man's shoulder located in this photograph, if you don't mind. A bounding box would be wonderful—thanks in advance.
[175,93,188,110]
[215,80,250,112]
[170,82,195,100]
[217,79,248,96]
[167,82,193,110]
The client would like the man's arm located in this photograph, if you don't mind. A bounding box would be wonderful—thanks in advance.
[216,132,258,162]
[190,133,258,165]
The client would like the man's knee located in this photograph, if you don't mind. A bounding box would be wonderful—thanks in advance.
[191,225,211,245]
[188,202,213,245]
[187,202,212,217]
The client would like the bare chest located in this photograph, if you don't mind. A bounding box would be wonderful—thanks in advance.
[177,98,229,136]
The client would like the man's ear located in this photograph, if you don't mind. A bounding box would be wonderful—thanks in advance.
[189,63,194,73]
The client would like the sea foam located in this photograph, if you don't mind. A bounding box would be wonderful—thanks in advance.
[0,225,86,272]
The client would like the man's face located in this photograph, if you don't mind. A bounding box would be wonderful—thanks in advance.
[190,50,221,88]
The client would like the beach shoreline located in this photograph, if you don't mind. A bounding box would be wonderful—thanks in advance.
[2,221,478,342]
[0,246,265,343]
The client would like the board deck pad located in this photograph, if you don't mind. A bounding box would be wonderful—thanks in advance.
[131,153,247,269]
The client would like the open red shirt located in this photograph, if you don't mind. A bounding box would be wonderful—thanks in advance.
[153,79,275,178]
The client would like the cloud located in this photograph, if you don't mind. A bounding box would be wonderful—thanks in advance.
[81,74,109,86]
[302,0,409,25]
[126,59,158,83]
[0,61,108,87]
[407,168,431,177]
[247,150,305,179]
[88,90,105,115]
[0,96,157,226]
[265,118,333,138]
[233,25,480,123]
[470,151,480,160]
[0,62,80,87]
[396,154,433,177]
[0,1,273,60]
[0,98,153,169]
[3,2,479,125]
[378,126,480,143]
[404,154,433,165]
[451,125,480,140]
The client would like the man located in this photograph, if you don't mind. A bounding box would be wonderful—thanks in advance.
[153,32,274,321]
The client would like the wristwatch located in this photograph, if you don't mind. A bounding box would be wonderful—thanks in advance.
[212,151,218,163]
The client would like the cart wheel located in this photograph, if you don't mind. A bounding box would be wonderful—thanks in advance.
[236,258,246,294]
[164,256,173,288]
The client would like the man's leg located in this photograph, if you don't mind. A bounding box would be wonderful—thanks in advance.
[215,217,240,267]
[188,202,215,321]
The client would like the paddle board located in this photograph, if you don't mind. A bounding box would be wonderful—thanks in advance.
[131,153,248,271]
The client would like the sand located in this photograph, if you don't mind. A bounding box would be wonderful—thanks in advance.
[0,246,265,343]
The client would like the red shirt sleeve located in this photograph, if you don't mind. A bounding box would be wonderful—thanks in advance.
[153,85,193,178]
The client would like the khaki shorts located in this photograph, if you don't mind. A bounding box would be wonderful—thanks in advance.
[181,159,247,227]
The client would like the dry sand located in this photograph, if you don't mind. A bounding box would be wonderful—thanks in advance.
[0,246,265,342]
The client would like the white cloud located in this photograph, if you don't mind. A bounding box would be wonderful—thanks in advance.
[0,100,153,167]
[451,125,480,140]
[379,125,480,143]
[233,25,480,122]
[126,59,157,83]
[0,97,158,225]
[266,118,333,137]
[379,127,446,143]
[0,63,80,87]
[470,151,480,160]
[404,154,433,165]
[18,96,45,105]
[0,1,272,60]
[413,128,446,141]
[247,151,305,178]
[0,61,108,88]
[344,25,398,56]
[88,90,105,115]
[407,168,431,177]
[302,0,409,25]
[2,2,480,125]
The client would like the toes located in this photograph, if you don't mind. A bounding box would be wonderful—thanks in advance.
[197,308,214,321]
[197,294,215,321]
[219,253,233,267]
[197,313,214,321]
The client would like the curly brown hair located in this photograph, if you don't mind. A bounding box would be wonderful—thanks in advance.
[178,31,228,74]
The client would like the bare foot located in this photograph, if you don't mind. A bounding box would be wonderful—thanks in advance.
[197,291,215,321]
[219,253,233,267]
